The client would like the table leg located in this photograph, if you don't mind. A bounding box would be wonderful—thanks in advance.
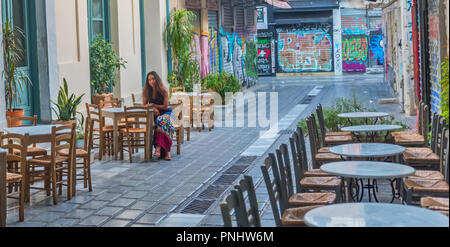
[113,116,119,160]
[345,178,352,202]
[0,152,6,227]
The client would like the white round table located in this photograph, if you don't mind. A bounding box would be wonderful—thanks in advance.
[338,112,390,125]
[341,124,403,142]
[321,161,415,202]
[330,143,405,159]
[304,203,449,227]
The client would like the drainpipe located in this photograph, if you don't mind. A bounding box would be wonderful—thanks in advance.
[411,0,421,128]
[166,0,172,74]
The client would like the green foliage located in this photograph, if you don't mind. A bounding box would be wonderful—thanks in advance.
[439,57,449,128]
[166,10,200,92]
[201,72,241,105]
[298,95,408,136]
[89,34,127,95]
[2,19,31,112]
[245,40,258,80]
[51,78,85,123]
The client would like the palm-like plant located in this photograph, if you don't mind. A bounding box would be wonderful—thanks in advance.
[2,19,31,112]
[51,78,85,122]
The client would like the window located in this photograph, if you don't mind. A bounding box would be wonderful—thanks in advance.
[88,0,110,42]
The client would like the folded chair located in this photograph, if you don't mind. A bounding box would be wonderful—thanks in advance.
[0,133,29,222]
[275,145,337,207]
[402,129,449,205]
[261,155,321,227]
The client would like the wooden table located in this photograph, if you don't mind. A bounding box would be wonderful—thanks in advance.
[2,125,76,201]
[101,108,154,161]
[0,149,6,227]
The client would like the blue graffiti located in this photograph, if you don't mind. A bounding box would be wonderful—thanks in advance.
[370,34,384,65]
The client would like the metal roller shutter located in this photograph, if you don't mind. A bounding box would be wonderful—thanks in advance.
[221,0,234,29]
[208,10,218,30]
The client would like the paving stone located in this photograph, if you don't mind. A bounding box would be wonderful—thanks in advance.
[159,196,187,205]
[102,219,132,227]
[79,200,109,210]
[48,203,80,213]
[95,192,122,202]
[65,209,96,219]
[148,204,177,214]
[136,213,166,225]
[129,223,154,227]
[122,191,148,199]
[140,193,165,202]
[47,218,80,227]
[30,212,65,222]
[66,195,95,204]
[10,221,48,227]
[108,198,137,207]
[114,209,145,220]
[95,207,124,217]
[129,201,157,210]
[78,215,110,226]
[158,213,205,227]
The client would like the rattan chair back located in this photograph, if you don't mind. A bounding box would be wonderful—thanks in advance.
[219,189,240,227]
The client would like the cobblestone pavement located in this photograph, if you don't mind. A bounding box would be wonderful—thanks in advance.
[6,73,415,227]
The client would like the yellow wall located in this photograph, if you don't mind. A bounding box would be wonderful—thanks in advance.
[54,0,91,116]
[110,0,143,106]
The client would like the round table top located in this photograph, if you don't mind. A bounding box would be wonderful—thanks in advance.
[320,161,415,179]
[338,112,390,119]
[4,124,66,136]
[304,203,449,227]
[330,143,405,158]
[341,124,403,132]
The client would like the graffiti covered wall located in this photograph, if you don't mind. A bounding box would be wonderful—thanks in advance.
[428,0,444,113]
[369,30,384,66]
[342,35,368,72]
[277,25,333,73]
[208,30,220,75]
[257,36,272,75]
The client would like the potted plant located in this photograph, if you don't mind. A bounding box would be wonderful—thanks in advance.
[2,20,31,126]
[50,78,85,129]
[89,34,126,105]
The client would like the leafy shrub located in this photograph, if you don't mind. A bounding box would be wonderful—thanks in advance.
[201,72,241,105]
[439,57,449,128]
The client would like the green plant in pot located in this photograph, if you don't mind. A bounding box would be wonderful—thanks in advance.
[165,10,200,92]
[51,78,85,136]
[2,20,31,126]
[89,34,126,105]
[201,72,241,105]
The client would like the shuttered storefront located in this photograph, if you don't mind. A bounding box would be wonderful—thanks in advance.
[341,8,368,72]
[208,10,218,30]
[221,0,233,30]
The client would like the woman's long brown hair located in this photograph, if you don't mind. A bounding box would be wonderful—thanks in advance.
[143,71,167,101]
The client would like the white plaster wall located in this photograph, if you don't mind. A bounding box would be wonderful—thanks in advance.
[110,0,142,106]
[144,0,169,91]
[0,3,6,129]
[54,0,91,118]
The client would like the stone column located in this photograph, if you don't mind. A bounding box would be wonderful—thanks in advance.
[400,0,416,115]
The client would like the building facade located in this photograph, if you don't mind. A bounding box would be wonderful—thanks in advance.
[0,0,258,129]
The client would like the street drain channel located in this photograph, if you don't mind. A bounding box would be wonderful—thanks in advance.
[180,156,258,214]
[278,129,296,135]
[300,95,315,104]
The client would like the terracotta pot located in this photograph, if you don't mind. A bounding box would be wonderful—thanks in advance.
[92,93,114,107]
[6,108,25,127]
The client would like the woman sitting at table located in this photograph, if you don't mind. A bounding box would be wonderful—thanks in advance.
[142,71,175,161]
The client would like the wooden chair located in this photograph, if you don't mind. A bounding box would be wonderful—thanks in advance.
[402,128,449,205]
[306,116,342,169]
[0,133,28,222]
[316,104,352,141]
[392,101,425,138]
[171,102,185,154]
[86,103,114,160]
[170,86,185,95]
[192,90,215,132]
[394,103,429,146]
[219,189,241,227]
[28,124,76,205]
[233,175,262,227]
[260,155,321,227]
[275,144,337,207]
[7,115,47,158]
[131,93,144,106]
[403,114,446,171]
[119,105,153,163]
[57,117,94,194]
[420,197,449,216]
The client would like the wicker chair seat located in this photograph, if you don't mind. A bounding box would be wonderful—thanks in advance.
[94,125,114,132]
[28,155,68,165]
[326,131,352,136]
[6,154,21,162]
[119,128,147,134]
[392,131,418,137]
[300,176,342,188]
[325,135,353,144]
[13,147,47,157]
[403,179,449,193]
[281,205,321,225]
[315,152,341,161]
[7,173,22,182]
[304,169,333,177]
[57,148,88,157]
[395,134,425,145]
[288,193,336,206]
[403,148,439,163]
[408,170,444,180]
[420,197,449,208]
[318,147,331,153]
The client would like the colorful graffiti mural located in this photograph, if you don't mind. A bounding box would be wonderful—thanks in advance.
[342,35,368,72]
[208,31,220,75]
[257,37,272,75]
[341,16,367,35]
[277,29,333,72]
[369,32,384,65]
[219,28,251,85]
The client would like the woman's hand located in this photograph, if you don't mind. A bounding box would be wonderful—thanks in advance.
[153,107,160,117]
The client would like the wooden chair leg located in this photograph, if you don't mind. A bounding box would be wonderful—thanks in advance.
[128,134,133,163]
[83,158,88,188]
[177,129,181,155]
[99,132,104,160]
[87,156,92,192]
[19,180,24,222]
[187,127,191,141]
[50,165,58,205]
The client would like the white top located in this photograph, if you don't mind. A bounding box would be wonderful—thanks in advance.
[341,124,403,132]
[320,161,415,179]
[338,112,390,119]
[330,143,406,158]
[304,203,449,227]
[4,125,67,136]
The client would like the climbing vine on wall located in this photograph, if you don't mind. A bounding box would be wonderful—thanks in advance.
[440,57,449,127]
